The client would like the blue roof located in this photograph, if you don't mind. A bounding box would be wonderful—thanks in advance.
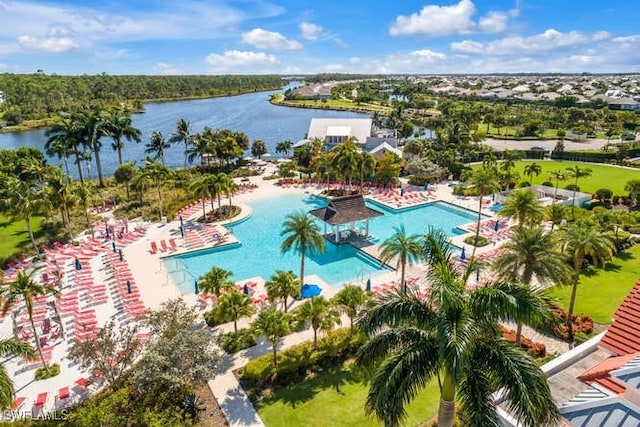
[560,396,640,426]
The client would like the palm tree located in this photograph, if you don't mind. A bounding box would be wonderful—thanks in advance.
[134,161,173,220]
[565,166,592,219]
[251,140,268,160]
[467,166,500,258]
[280,212,325,283]
[548,169,565,204]
[106,114,142,166]
[332,138,360,191]
[251,307,290,366]
[493,226,572,344]
[523,162,542,185]
[73,180,98,236]
[625,179,640,207]
[356,231,559,427]
[187,131,213,165]
[113,161,136,200]
[216,290,255,335]
[43,129,74,176]
[378,226,422,290]
[264,270,300,313]
[557,222,615,345]
[1,270,59,373]
[145,131,171,166]
[45,117,85,182]
[0,177,46,255]
[275,140,293,157]
[357,151,376,192]
[216,173,235,208]
[498,189,544,227]
[199,266,234,299]
[78,110,108,187]
[189,176,211,221]
[0,338,35,410]
[295,296,340,348]
[169,118,192,168]
[331,284,366,332]
[45,167,76,240]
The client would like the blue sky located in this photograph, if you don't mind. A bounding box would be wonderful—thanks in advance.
[0,0,639,75]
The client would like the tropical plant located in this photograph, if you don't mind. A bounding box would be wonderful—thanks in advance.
[556,221,615,344]
[280,212,325,283]
[45,116,86,182]
[1,270,59,373]
[73,180,98,236]
[188,176,211,221]
[78,110,109,187]
[264,270,300,313]
[216,290,255,335]
[625,179,640,207]
[134,160,173,219]
[331,137,360,190]
[466,166,500,258]
[565,166,592,218]
[498,189,544,227]
[356,231,559,427]
[169,118,192,168]
[105,114,142,166]
[548,169,565,204]
[251,307,290,366]
[493,226,571,344]
[0,338,35,410]
[358,151,376,192]
[378,226,422,290]
[275,140,293,157]
[251,140,268,160]
[523,162,542,185]
[113,161,136,200]
[331,284,366,331]
[145,131,171,166]
[199,266,234,299]
[0,176,47,255]
[45,166,76,239]
[295,296,340,348]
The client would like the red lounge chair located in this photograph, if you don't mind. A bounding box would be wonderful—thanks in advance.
[58,387,69,400]
[169,238,177,250]
[150,241,158,254]
[75,377,87,388]
[12,397,26,410]
[160,240,169,252]
[35,392,47,407]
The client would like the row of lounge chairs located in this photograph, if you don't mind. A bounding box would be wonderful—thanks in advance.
[149,238,177,254]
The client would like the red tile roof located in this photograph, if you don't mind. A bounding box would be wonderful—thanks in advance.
[600,279,640,355]
[578,352,640,395]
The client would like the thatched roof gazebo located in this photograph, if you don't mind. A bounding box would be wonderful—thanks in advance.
[309,194,383,243]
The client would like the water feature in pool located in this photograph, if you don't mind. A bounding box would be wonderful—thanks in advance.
[164,194,482,294]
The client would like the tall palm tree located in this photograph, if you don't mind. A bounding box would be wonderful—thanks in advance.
[566,166,592,219]
[188,176,211,221]
[358,151,376,192]
[43,130,73,176]
[467,166,500,258]
[145,131,171,166]
[134,161,173,219]
[624,179,640,207]
[216,173,235,208]
[498,189,544,228]
[378,226,422,290]
[280,212,325,283]
[45,167,76,240]
[548,169,565,204]
[73,180,98,237]
[78,110,108,187]
[356,232,559,427]
[106,115,142,166]
[0,338,35,410]
[331,284,366,332]
[332,138,360,191]
[295,296,340,348]
[251,307,290,366]
[557,222,615,344]
[45,117,85,182]
[169,118,192,168]
[275,140,293,157]
[216,290,255,335]
[265,270,300,313]
[187,131,213,165]
[199,266,234,299]
[0,177,46,255]
[1,270,59,373]
[493,226,572,344]
[523,162,542,185]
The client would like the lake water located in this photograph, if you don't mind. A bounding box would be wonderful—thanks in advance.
[0,86,367,178]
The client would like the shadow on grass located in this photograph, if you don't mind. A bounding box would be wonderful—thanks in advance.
[582,250,636,278]
[257,363,367,410]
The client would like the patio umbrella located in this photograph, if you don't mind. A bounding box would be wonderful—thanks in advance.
[424,182,429,191]
[243,283,250,295]
[118,249,123,261]
[299,172,303,179]
[179,216,184,227]
[494,220,500,232]
[194,280,199,295]
[111,241,116,252]
[365,278,371,292]
[476,268,480,281]
[301,283,322,298]
[179,226,184,238]
[126,280,132,294]
[74,258,82,270]
[400,188,404,196]
[460,247,466,260]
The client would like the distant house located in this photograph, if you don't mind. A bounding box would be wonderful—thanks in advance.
[307,118,373,148]
[608,97,639,111]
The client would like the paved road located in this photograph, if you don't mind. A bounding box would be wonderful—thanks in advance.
[482,137,616,152]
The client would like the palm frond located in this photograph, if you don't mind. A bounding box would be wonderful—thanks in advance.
[356,290,437,336]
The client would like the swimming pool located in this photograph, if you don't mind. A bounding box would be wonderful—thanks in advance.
[164,194,481,294]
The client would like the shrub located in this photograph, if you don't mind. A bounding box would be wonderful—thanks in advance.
[595,188,613,201]
[219,328,257,354]
[613,195,620,204]
[541,181,554,187]
[628,226,640,234]
[500,326,546,358]
[464,235,488,247]
[35,363,60,380]
[551,306,594,340]
[518,181,531,188]
[203,306,231,327]
[565,184,580,192]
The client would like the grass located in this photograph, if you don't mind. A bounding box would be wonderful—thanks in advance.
[276,97,392,113]
[255,362,440,427]
[548,244,640,324]
[472,160,640,195]
[0,214,44,261]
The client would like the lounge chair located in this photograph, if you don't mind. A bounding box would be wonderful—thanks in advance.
[35,392,47,407]
[169,238,177,250]
[150,241,159,254]
[160,240,169,252]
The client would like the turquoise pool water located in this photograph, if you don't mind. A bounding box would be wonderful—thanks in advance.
[164,194,481,294]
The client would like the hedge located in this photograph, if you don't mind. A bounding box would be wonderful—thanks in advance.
[500,326,546,358]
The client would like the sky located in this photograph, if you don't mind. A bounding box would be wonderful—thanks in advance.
[0,0,639,75]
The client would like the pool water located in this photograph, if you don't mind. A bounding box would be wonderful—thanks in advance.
[164,194,480,294]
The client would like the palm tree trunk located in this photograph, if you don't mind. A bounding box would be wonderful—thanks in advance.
[202,200,206,221]
[74,150,85,183]
[282,296,288,313]
[313,328,318,348]
[117,145,124,165]
[24,214,39,255]
[438,371,456,427]
[515,322,523,346]
[272,342,278,366]
[84,203,94,237]
[566,262,581,346]
[400,261,406,293]
[471,196,483,259]
[184,142,188,169]
[233,319,238,335]
[63,158,70,176]
[94,148,105,187]
[156,180,164,219]
[124,181,130,200]
[29,316,48,372]
[300,252,306,283]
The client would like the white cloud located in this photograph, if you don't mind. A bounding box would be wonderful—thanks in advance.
[333,38,348,47]
[349,57,361,64]
[323,63,344,72]
[153,62,186,75]
[409,49,447,62]
[204,50,279,73]
[18,35,79,53]
[241,28,302,50]
[478,11,509,34]
[300,22,322,40]
[390,0,476,37]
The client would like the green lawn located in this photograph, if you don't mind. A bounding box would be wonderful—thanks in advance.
[256,362,440,427]
[548,245,640,324]
[473,160,640,195]
[0,214,44,261]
